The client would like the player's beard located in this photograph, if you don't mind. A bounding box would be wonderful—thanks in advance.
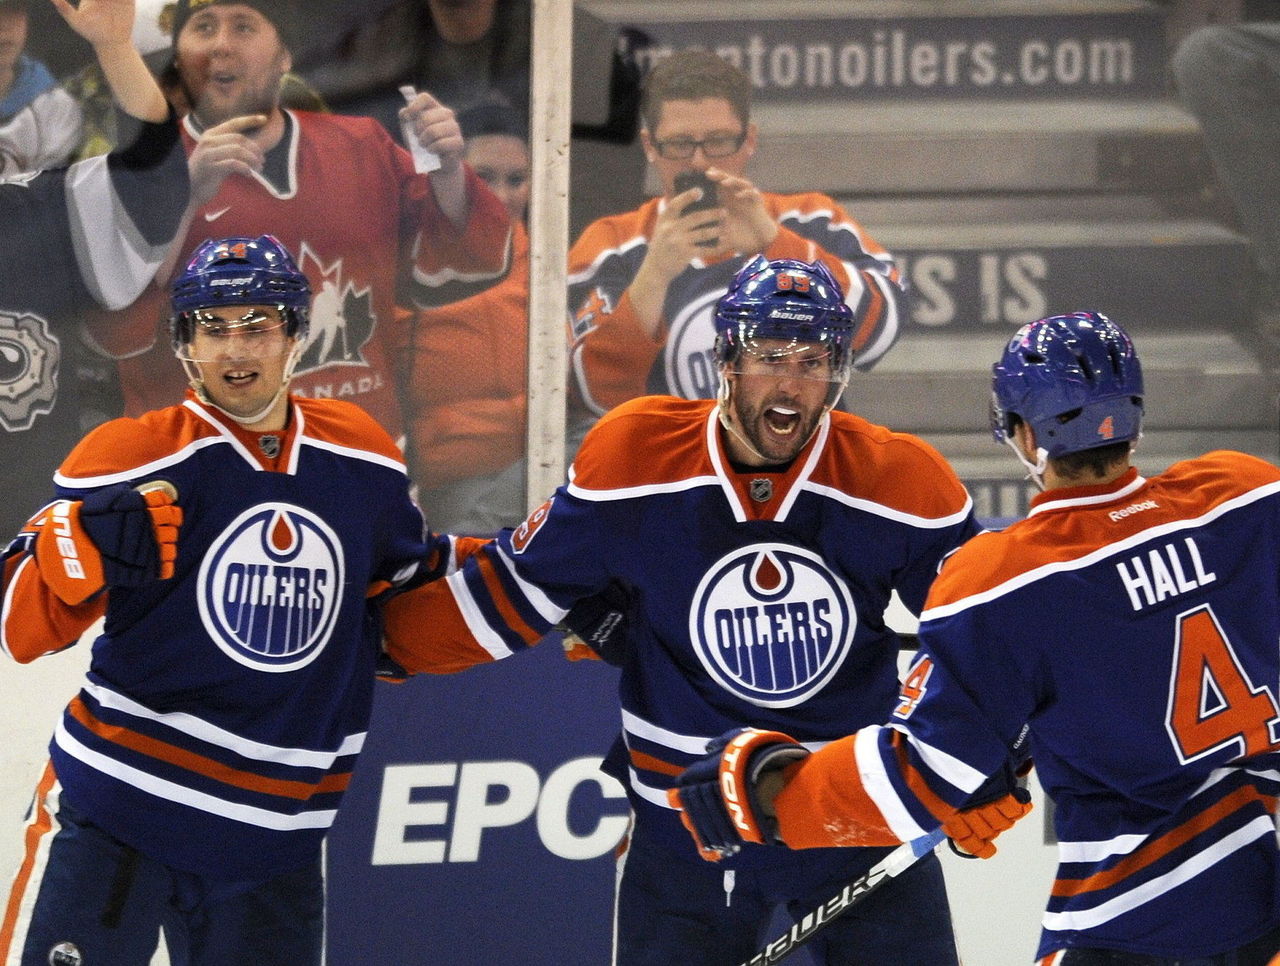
[727,385,823,464]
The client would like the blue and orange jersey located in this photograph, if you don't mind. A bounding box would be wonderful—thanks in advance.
[566,191,905,415]
[839,452,1280,958]
[385,395,978,857]
[0,391,482,882]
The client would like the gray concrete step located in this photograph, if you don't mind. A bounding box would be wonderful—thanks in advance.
[745,98,1204,195]
[861,213,1250,331]
[847,330,1278,435]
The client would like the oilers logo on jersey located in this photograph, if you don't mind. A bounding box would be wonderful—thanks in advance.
[0,310,58,431]
[688,543,855,708]
[197,503,346,672]
[663,287,725,400]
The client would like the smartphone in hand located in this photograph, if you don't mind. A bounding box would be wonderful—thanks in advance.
[673,170,719,248]
[673,170,718,214]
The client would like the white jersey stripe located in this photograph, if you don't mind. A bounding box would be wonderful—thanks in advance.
[856,726,931,842]
[448,570,515,660]
[54,721,338,831]
[1043,816,1275,932]
[82,680,365,767]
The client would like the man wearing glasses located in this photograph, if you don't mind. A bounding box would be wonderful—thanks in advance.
[566,49,907,432]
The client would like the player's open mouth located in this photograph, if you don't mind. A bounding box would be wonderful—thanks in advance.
[764,406,799,436]
[224,369,258,386]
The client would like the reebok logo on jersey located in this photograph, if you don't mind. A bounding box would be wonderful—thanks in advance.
[197,503,345,672]
[1108,499,1158,522]
[688,543,855,708]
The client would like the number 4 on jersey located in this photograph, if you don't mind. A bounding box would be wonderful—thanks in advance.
[1166,605,1280,763]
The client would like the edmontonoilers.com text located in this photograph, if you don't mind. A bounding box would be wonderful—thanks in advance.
[369,758,629,864]
[635,31,1137,94]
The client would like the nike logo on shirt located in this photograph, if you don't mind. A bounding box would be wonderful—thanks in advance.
[204,207,232,222]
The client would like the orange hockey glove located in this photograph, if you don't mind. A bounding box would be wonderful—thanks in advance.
[941,787,1032,859]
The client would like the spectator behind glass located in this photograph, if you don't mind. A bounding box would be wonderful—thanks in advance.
[0,0,188,543]
[0,0,84,174]
[1172,21,1280,349]
[406,102,531,534]
[566,50,908,436]
[298,0,531,143]
[81,0,512,448]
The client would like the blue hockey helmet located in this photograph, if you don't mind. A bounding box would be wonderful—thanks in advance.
[170,235,311,349]
[713,256,856,376]
[991,312,1143,458]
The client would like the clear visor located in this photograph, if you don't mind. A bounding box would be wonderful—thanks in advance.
[989,391,1010,443]
[177,310,293,364]
[723,338,849,384]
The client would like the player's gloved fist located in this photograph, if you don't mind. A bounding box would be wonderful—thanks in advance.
[941,786,1032,859]
[559,580,630,665]
[666,728,810,862]
[33,483,181,605]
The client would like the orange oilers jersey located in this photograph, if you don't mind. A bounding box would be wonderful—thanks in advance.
[385,395,979,858]
[853,451,1280,958]
[567,192,905,415]
[0,391,482,882]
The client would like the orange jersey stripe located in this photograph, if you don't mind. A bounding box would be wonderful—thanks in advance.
[0,761,57,956]
[629,748,684,778]
[67,697,350,801]
[474,553,541,643]
[1050,785,1276,899]
[890,731,957,826]
[2,555,105,663]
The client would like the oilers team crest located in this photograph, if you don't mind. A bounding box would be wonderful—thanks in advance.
[664,288,724,399]
[689,543,855,708]
[197,503,345,672]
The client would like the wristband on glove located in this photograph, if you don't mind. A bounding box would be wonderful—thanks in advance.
[941,786,1033,859]
[667,727,809,862]
[558,580,630,665]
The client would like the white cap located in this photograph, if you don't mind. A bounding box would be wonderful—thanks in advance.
[132,0,174,57]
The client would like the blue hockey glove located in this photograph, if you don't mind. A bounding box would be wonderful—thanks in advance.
[80,483,180,587]
[667,728,810,861]
[559,580,630,665]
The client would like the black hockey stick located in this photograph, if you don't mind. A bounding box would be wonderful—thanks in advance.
[738,826,946,966]
[740,723,1032,966]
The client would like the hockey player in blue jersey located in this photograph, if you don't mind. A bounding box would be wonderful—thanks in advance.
[0,234,494,965]
[382,256,1025,965]
[670,312,1280,964]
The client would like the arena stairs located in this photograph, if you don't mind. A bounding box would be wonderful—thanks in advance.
[574,0,1280,520]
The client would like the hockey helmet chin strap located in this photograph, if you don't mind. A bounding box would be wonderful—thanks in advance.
[715,369,835,466]
[1004,436,1049,491]
[180,338,305,428]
